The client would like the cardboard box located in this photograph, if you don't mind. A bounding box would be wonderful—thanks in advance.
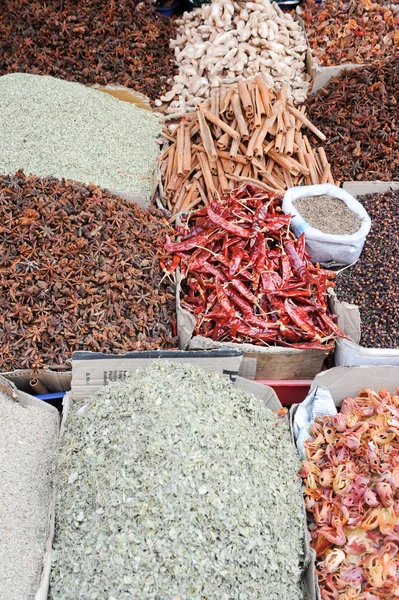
[71,348,244,400]
[48,355,317,598]
[1,368,72,396]
[67,354,318,598]
[0,375,68,600]
[342,180,399,197]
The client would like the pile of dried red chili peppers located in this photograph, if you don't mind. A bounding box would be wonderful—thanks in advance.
[163,184,349,349]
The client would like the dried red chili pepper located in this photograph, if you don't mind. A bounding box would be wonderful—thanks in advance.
[163,184,348,349]
[284,240,311,283]
[228,241,246,278]
[207,205,252,239]
[226,288,253,317]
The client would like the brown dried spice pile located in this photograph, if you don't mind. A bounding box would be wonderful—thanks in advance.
[301,0,399,66]
[0,0,176,102]
[305,57,399,182]
[0,172,177,371]
[336,190,399,349]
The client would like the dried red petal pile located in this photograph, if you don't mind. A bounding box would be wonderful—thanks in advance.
[0,0,176,101]
[301,0,399,66]
[301,387,399,599]
[163,183,347,349]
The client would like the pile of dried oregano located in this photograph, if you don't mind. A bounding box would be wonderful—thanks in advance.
[50,362,305,600]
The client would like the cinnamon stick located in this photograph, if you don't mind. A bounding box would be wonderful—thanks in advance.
[216,159,229,193]
[230,137,240,159]
[237,80,254,118]
[284,127,295,157]
[202,109,240,140]
[197,110,217,163]
[183,126,192,174]
[274,132,284,153]
[287,104,327,141]
[231,93,249,140]
[255,75,273,117]
[177,122,185,176]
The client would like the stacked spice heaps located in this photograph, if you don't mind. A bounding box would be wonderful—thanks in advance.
[159,76,333,214]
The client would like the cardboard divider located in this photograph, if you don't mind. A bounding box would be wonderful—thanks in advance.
[342,180,399,197]
[71,348,244,400]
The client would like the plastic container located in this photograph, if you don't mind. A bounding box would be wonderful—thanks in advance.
[257,379,312,407]
[35,391,66,412]
[282,183,371,266]
[156,0,179,16]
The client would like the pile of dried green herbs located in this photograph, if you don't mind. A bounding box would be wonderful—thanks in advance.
[50,362,305,600]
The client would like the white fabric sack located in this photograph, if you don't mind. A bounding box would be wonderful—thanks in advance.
[293,386,337,459]
[282,184,371,265]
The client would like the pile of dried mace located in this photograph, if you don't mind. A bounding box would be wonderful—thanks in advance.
[300,0,399,66]
[336,190,399,349]
[0,172,177,371]
[305,56,399,182]
[0,0,176,102]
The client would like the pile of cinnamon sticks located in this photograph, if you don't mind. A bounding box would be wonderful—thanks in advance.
[158,75,335,214]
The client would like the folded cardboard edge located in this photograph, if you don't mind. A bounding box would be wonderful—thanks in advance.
[330,289,399,361]
[71,350,244,400]
[1,369,72,394]
[311,365,399,401]
[329,287,361,345]
[342,181,399,197]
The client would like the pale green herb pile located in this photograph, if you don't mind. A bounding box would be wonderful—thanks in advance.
[50,362,305,600]
[0,73,161,197]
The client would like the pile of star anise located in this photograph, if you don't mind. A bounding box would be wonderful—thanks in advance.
[0,0,177,101]
[0,171,177,371]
